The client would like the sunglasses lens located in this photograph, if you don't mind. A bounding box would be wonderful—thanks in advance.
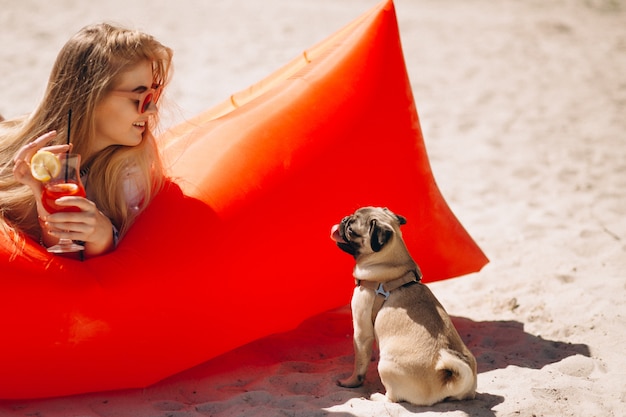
[141,93,154,113]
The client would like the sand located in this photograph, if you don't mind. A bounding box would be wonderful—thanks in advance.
[1,0,625,416]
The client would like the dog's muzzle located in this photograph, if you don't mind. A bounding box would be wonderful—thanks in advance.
[330,217,359,256]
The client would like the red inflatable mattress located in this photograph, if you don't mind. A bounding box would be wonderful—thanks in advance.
[0,0,487,399]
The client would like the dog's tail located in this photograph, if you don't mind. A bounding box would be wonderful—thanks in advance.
[435,349,477,401]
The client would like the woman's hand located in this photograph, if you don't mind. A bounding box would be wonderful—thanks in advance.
[12,130,70,193]
[39,196,115,257]
[15,131,114,257]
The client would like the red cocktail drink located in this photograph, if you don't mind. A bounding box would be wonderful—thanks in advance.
[42,180,86,213]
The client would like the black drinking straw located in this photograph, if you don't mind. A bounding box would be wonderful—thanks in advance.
[65,109,71,182]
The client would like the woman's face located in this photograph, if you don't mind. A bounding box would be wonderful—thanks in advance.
[92,61,157,155]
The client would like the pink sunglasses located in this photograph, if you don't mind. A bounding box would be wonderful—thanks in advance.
[111,84,162,114]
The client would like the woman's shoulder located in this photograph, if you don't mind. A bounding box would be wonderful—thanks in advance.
[0,114,28,134]
[0,115,28,156]
[122,164,145,211]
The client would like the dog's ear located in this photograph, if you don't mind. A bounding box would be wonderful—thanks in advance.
[383,207,407,226]
[370,219,394,252]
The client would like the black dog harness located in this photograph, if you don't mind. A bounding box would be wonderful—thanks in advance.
[356,269,422,324]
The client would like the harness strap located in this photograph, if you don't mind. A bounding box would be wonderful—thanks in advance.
[356,269,422,324]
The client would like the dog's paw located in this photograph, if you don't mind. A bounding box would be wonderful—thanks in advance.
[337,374,364,388]
[369,393,391,403]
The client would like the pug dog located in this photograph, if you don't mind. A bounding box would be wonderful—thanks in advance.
[330,207,477,406]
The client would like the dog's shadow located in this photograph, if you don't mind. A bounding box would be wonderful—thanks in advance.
[451,316,591,373]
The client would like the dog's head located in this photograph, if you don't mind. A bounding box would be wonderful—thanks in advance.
[330,207,407,258]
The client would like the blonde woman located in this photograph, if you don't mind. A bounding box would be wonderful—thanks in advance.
[0,23,173,258]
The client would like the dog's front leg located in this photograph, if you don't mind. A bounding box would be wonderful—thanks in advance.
[337,287,375,388]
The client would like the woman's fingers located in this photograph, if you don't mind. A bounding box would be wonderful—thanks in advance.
[13,130,72,166]
[13,131,57,162]
[12,130,74,188]
[44,198,111,244]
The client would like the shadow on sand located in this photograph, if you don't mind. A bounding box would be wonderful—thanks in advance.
[0,307,589,417]
[452,317,591,373]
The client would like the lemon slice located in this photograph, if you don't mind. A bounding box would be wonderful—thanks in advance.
[30,151,61,182]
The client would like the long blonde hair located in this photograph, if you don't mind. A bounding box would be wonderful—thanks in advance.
[0,23,173,251]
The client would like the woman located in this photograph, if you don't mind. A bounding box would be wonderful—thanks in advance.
[0,23,173,258]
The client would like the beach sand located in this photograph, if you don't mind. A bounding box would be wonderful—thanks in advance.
[1,0,625,416]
